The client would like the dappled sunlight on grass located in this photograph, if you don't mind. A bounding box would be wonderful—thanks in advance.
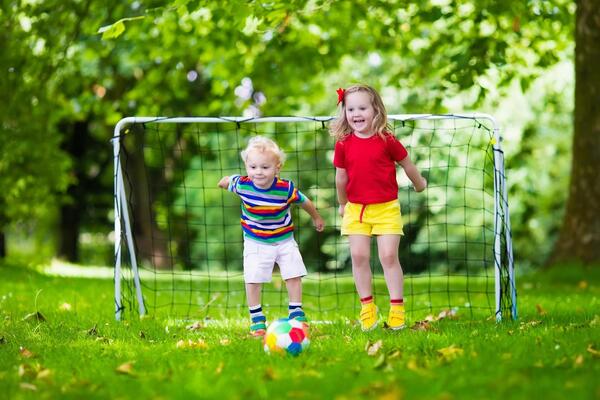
[2,261,598,399]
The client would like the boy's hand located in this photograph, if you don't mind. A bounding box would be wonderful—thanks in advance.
[313,216,325,232]
[414,177,427,193]
[338,204,346,217]
[217,176,229,189]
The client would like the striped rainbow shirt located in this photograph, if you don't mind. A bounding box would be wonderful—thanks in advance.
[228,175,306,243]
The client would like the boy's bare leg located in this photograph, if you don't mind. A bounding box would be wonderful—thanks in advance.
[285,277,306,321]
[285,277,302,303]
[246,282,262,307]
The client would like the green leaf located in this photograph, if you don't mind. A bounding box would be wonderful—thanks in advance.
[242,16,263,36]
[97,16,145,40]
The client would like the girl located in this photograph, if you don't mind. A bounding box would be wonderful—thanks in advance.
[331,84,427,331]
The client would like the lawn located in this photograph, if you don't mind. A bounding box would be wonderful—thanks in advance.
[1,260,599,399]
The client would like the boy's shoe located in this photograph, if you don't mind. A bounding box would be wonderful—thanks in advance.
[289,309,307,323]
[386,306,406,330]
[249,321,267,338]
[359,302,378,332]
[250,328,266,338]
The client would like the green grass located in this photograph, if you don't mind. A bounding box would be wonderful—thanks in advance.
[1,261,599,399]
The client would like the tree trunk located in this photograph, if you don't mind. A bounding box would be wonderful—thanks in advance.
[57,121,87,262]
[125,130,170,269]
[550,0,600,264]
[0,231,5,258]
[58,190,80,262]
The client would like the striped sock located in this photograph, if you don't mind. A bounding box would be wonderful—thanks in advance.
[288,302,306,321]
[360,295,374,305]
[249,304,266,331]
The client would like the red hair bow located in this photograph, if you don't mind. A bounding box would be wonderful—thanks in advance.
[336,88,345,105]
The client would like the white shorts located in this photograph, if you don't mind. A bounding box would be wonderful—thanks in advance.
[243,238,307,283]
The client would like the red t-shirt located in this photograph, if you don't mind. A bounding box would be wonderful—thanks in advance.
[333,133,408,204]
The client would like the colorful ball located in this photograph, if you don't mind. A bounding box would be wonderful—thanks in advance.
[263,318,310,356]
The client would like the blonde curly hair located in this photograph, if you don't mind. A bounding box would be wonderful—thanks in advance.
[240,136,286,166]
[329,84,391,141]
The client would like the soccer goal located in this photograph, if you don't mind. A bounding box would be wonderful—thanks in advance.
[112,115,516,323]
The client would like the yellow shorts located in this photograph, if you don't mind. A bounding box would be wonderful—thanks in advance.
[341,200,404,236]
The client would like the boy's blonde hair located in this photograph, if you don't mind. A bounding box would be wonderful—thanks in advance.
[329,84,391,141]
[240,136,286,166]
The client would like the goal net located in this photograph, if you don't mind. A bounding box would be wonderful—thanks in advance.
[112,115,516,323]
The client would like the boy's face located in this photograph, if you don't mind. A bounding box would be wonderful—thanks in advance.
[345,91,375,137]
[244,149,280,189]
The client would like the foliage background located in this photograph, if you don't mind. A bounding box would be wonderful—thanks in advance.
[0,0,577,270]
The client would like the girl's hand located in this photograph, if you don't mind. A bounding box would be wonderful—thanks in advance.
[313,216,325,232]
[414,177,427,193]
[338,204,346,216]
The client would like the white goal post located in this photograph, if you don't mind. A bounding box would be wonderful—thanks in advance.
[112,114,516,322]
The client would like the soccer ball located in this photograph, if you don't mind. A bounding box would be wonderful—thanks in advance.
[263,318,310,356]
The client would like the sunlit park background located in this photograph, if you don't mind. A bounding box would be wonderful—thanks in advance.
[1,1,599,399]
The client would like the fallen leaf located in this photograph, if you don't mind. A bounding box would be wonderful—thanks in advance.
[22,312,46,322]
[59,303,72,311]
[519,320,542,330]
[406,358,423,373]
[586,345,600,358]
[373,353,387,369]
[535,304,547,316]
[437,308,458,320]
[19,382,37,391]
[573,354,584,367]
[411,320,435,331]
[18,364,34,378]
[263,367,278,381]
[387,349,402,359]
[19,347,35,359]
[553,357,568,367]
[95,336,112,344]
[186,321,203,331]
[366,339,383,356]
[115,362,135,375]
[437,345,464,361]
[36,368,52,380]
[87,324,98,336]
[378,385,404,400]
[215,362,224,375]
[176,339,208,349]
[299,369,323,378]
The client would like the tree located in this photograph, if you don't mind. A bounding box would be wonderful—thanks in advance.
[3,0,589,267]
[0,1,74,257]
[550,0,600,264]
[96,0,582,268]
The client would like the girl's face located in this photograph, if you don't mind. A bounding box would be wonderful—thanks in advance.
[244,149,280,189]
[344,91,376,137]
